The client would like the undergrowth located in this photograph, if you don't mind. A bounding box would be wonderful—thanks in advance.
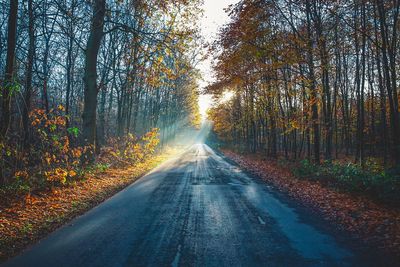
[294,159,400,205]
[0,105,160,198]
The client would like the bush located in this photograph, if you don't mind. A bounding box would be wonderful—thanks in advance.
[294,159,321,178]
[101,128,160,165]
[294,159,400,205]
[0,105,161,195]
[0,105,90,192]
[29,106,90,186]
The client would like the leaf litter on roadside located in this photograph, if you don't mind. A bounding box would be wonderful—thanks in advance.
[222,149,400,255]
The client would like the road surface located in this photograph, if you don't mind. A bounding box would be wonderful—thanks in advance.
[3,144,384,266]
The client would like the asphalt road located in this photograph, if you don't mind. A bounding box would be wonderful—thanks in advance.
[2,144,386,266]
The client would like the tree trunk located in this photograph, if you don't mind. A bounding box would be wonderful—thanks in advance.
[306,0,320,163]
[1,0,18,138]
[22,0,35,147]
[376,0,400,164]
[82,0,106,150]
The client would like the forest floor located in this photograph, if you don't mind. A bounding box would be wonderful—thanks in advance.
[0,146,183,262]
[221,149,400,257]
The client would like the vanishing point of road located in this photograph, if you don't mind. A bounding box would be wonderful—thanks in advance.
[3,144,390,266]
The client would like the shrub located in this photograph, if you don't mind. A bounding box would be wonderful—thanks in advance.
[0,106,90,191]
[293,159,400,205]
[0,105,161,195]
[29,106,90,186]
[294,159,320,178]
[100,128,160,165]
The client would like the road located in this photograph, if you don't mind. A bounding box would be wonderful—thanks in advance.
[3,144,382,266]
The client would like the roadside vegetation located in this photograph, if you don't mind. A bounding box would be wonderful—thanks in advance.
[0,104,160,200]
[294,159,400,206]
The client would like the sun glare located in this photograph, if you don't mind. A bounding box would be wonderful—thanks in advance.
[198,0,240,122]
[221,91,234,103]
[199,94,212,121]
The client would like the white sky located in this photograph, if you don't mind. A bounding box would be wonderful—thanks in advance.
[198,0,239,120]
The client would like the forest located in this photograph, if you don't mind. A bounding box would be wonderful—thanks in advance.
[207,0,400,205]
[0,0,201,188]
[208,0,399,166]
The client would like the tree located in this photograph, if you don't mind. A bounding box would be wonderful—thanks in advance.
[22,0,36,146]
[81,0,106,150]
[1,0,18,138]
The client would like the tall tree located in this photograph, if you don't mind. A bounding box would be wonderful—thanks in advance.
[1,0,18,138]
[22,0,35,146]
[82,0,106,149]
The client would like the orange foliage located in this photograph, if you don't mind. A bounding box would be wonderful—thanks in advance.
[28,107,89,185]
[1,106,161,191]
[101,128,160,165]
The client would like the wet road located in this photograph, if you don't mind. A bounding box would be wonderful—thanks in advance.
[3,144,375,266]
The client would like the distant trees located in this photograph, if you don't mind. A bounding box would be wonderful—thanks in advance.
[207,0,400,165]
[0,0,201,183]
